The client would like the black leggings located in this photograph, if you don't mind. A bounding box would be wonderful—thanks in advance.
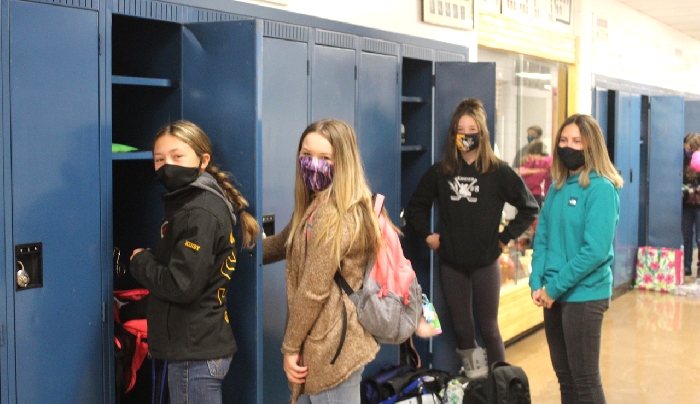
[440,260,505,366]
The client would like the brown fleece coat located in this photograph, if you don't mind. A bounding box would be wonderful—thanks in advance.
[263,197,379,403]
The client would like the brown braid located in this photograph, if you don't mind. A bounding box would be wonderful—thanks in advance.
[207,165,260,249]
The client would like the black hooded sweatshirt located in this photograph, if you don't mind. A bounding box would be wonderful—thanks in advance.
[131,172,238,360]
[407,160,539,271]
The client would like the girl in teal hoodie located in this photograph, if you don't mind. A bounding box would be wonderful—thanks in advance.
[530,114,623,404]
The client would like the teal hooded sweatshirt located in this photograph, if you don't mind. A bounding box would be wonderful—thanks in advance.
[530,171,620,302]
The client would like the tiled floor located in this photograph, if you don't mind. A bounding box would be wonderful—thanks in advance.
[505,288,700,403]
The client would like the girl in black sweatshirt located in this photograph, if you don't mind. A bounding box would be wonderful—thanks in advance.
[407,98,538,378]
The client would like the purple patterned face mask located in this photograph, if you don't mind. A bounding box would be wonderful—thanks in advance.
[299,155,334,192]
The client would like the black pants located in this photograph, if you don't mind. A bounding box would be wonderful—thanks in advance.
[544,299,610,404]
[440,260,505,366]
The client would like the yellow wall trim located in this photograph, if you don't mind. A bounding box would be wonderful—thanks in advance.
[478,12,575,64]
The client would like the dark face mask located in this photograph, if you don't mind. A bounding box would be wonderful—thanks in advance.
[557,146,586,171]
[455,133,480,152]
[685,150,693,159]
[156,164,201,192]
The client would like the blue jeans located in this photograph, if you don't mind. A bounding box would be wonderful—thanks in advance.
[167,356,232,404]
[544,299,609,404]
[682,205,700,274]
[296,366,364,404]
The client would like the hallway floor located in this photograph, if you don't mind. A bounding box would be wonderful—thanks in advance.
[505,288,700,403]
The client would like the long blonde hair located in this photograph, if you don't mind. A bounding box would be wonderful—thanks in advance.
[551,114,623,190]
[153,120,260,249]
[441,98,501,175]
[286,119,384,266]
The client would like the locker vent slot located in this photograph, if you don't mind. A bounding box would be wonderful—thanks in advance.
[315,29,356,49]
[362,38,399,56]
[30,0,97,10]
[192,9,250,22]
[264,21,309,42]
[114,0,184,22]
[436,50,466,62]
[402,44,434,61]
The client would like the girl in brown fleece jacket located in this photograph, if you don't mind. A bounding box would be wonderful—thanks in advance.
[263,119,388,403]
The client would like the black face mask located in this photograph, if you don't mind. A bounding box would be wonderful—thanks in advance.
[156,164,200,192]
[557,146,586,171]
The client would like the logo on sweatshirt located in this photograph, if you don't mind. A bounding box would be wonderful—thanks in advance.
[449,176,479,202]
[569,197,578,206]
[184,240,201,251]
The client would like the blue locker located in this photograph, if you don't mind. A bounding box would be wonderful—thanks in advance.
[612,92,641,288]
[311,32,357,125]
[358,45,401,224]
[261,26,310,404]
[593,88,609,145]
[648,96,685,248]
[5,2,103,402]
[357,42,403,376]
[686,100,700,133]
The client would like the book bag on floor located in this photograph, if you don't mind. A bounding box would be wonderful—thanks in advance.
[361,364,451,404]
[487,362,531,404]
[334,193,423,344]
[462,376,489,404]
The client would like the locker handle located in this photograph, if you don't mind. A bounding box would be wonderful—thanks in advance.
[16,261,29,288]
[629,168,633,183]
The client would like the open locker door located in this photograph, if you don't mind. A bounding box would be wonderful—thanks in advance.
[648,96,684,248]
[431,61,496,374]
[181,19,262,404]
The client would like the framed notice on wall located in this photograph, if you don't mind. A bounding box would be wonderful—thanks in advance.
[422,0,475,30]
[554,0,571,24]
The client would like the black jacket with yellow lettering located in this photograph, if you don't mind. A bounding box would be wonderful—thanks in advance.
[131,172,238,361]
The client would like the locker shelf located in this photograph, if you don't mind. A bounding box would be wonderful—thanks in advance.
[401,96,425,103]
[112,75,176,88]
[112,151,153,160]
[401,144,425,152]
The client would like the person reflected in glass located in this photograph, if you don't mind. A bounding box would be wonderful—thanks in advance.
[519,139,553,208]
[513,124,545,168]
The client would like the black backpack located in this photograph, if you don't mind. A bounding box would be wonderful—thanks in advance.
[487,362,531,404]
[463,376,489,404]
[462,362,530,404]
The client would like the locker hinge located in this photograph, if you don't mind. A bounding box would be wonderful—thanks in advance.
[0,322,4,347]
[396,70,399,84]
[355,65,357,80]
[98,34,101,56]
[102,301,106,323]
[431,74,435,87]
[307,60,310,76]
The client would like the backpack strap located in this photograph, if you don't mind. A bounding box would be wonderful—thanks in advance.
[326,195,385,365]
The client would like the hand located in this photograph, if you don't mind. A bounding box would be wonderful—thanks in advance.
[415,316,438,339]
[539,287,555,309]
[283,354,308,384]
[130,248,146,260]
[532,289,543,307]
[426,233,440,250]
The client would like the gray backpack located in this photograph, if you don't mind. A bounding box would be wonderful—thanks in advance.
[330,194,423,362]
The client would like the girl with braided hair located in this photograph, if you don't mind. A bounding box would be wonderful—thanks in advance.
[130,120,259,404]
